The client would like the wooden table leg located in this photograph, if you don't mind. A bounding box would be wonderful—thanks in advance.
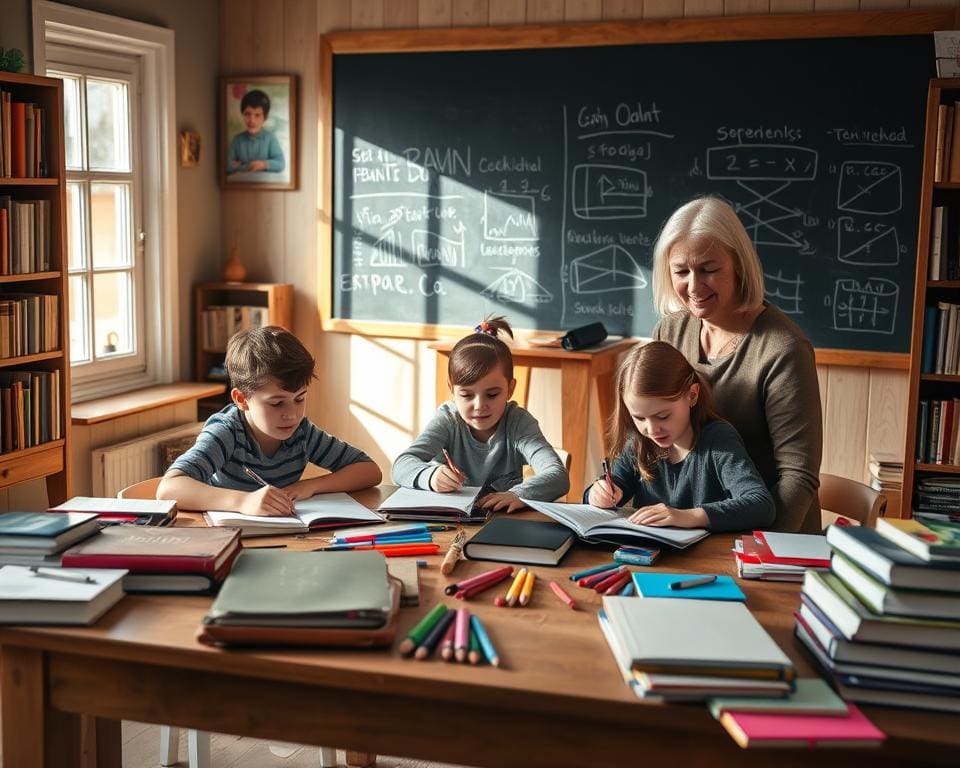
[1,645,82,768]
[561,360,591,500]
[435,351,451,405]
[513,365,531,409]
[594,366,617,458]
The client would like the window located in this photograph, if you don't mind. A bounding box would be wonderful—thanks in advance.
[33,0,179,400]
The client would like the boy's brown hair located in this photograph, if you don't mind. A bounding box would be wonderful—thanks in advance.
[225,326,316,396]
[609,341,719,481]
[448,316,514,387]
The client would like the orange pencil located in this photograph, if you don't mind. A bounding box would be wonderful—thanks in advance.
[505,567,527,607]
[518,570,536,607]
[549,580,577,610]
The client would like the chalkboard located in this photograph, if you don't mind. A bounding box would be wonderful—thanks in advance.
[325,14,946,360]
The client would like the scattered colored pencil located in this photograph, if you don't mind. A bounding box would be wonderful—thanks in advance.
[454,607,470,662]
[439,620,458,662]
[468,627,482,665]
[569,562,619,582]
[602,571,632,595]
[444,566,513,596]
[399,604,447,656]
[549,580,577,610]
[579,565,623,588]
[519,570,536,606]
[414,608,457,661]
[470,614,500,668]
[456,568,514,599]
[620,581,635,596]
[593,567,629,593]
[505,567,528,607]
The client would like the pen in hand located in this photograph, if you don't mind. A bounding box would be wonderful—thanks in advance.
[441,448,466,484]
[601,458,613,492]
[669,574,717,591]
[243,465,269,487]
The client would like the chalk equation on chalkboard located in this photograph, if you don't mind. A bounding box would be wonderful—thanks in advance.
[833,278,899,335]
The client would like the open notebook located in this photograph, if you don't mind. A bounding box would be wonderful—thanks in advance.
[522,499,709,548]
[204,492,383,536]
[377,486,486,522]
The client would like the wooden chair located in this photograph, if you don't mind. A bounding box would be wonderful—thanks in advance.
[818,472,886,530]
[118,476,162,499]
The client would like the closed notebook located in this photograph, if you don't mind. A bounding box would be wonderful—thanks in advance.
[464,517,574,566]
[719,704,885,749]
[601,595,794,680]
[49,496,176,526]
[205,550,393,628]
[632,572,745,602]
[0,565,127,625]
[0,511,99,554]
[876,517,960,561]
[709,679,849,719]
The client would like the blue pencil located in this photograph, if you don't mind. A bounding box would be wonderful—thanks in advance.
[469,614,500,668]
[620,581,635,596]
[332,531,433,544]
[330,534,434,548]
[568,562,618,582]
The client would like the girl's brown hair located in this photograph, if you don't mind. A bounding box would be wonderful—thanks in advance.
[609,341,718,481]
[448,316,514,387]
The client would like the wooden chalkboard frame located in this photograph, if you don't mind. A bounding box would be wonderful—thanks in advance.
[319,8,958,369]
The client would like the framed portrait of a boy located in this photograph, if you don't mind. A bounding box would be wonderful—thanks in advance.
[220,75,297,190]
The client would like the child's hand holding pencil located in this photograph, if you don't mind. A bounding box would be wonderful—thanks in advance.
[431,449,466,492]
[587,458,623,509]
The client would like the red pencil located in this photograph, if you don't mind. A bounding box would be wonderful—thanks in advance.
[549,580,577,610]
[602,571,632,595]
[352,543,440,557]
[593,568,629,593]
[455,568,514,599]
[444,566,513,596]
[579,565,623,588]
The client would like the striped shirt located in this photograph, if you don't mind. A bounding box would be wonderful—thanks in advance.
[168,404,372,490]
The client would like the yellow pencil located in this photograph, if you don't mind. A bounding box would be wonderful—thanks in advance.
[519,570,536,607]
[505,567,527,607]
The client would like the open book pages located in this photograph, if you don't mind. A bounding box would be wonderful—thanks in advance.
[204,492,383,536]
[521,499,709,548]
[377,486,485,521]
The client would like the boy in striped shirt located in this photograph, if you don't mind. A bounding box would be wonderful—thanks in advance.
[158,326,381,515]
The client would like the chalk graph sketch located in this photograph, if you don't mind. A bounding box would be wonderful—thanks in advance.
[833,277,898,334]
[836,162,902,215]
[764,270,805,315]
[706,145,818,253]
[569,244,647,294]
[370,228,404,268]
[411,222,466,268]
[483,191,538,241]
[571,164,648,220]
[836,217,900,266]
[482,268,553,305]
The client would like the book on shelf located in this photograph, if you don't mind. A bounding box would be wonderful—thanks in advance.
[204,492,383,536]
[463,516,574,566]
[922,305,937,372]
[520,498,709,548]
[935,104,949,183]
[876,517,960,561]
[0,565,126,625]
[61,525,241,594]
[0,89,48,180]
[0,369,60,454]
[717,704,885,749]
[0,510,99,556]
[49,496,177,526]
[0,196,51,275]
[201,305,269,351]
[377,486,487,523]
[0,293,59,357]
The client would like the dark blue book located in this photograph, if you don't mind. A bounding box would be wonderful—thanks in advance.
[922,305,938,373]
[463,517,574,566]
[0,511,99,554]
[917,399,930,463]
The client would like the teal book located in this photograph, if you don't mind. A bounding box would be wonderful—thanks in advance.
[0,511,99,554]
[632,572,746,601]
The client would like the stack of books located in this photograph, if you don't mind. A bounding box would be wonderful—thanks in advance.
[598,597,795,702]
[0,565,126,626]
[796,518,960,713]
[916,398,960,464]
[61,526,241,594]
[911,477,960,519]
[49,496,177,526]
[0,510,99,568]
[734,531,830,582]
[201,304,268,352]
[197,550,400,647]
[867,451,902,497]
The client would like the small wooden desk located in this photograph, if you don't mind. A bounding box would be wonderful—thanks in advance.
[1,489,956,768]
[429,337,635,499]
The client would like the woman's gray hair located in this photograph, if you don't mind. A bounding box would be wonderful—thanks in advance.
[650,196,766,317]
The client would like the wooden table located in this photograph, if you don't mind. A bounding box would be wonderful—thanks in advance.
[1,489,957,768]
[429,337,636,500]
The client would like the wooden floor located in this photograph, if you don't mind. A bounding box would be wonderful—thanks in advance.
[121,721,472,768]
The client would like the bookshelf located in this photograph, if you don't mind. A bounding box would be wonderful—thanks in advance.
[194,282,293,417]
[0,72,71,505]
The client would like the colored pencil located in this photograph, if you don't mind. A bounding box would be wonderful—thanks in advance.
[620,581,635,597]
[594,568,629,593]
[518,570,536,607]
[354,544,440,557]
[327,534,435,548]
[579,565,623,588]
[468,627,482,665]
[335,525,428,543]
[456,568,514,599]
[454,607,470,662]
[414,608,457,661]
[443,566,513,596]
[602,571,632,595]
[549,580,577,610]
[399,605,447,656]
[470,614,500,668]
[439,620,458,662]
[505,567,528,607]
[569,562,619,582]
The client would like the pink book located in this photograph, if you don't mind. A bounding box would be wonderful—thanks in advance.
[720,704,886,749]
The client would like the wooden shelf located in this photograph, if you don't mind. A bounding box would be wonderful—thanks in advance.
[915,462,960,474]
[920,373,960,382]
[71,382,227,425]
[0,72,72,505]
[926,280,960,288]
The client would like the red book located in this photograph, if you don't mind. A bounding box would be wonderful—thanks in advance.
[719,704,885,748]
[61,525,241,577]
[10,102,25,178]
[750,531,830,568]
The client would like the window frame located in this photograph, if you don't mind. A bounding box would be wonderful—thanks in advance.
[33,0,180,402]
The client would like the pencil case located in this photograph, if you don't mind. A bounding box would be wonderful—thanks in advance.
[614,546,660,566]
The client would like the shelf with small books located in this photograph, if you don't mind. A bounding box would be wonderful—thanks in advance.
[194,282,293,418]
[0,71,71,505]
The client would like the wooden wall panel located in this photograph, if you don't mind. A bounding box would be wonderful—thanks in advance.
[489,0,527,23]
[822,367,870,480]
[603,0,645,18]
[684,0,725,16]
[352,0,385,28]
[453,0,490,25]
[385,0,419,27]
[528,0,566,21]
[646,0,685,15]
[419,0,454,26]
[865,370,908,482]
[566,0,605,20]
[770,0,815,12]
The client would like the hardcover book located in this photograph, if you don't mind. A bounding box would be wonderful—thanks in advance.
[464,517,574,566]
[0,510,99,554]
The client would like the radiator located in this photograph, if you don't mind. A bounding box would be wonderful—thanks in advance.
[91,422,203,497]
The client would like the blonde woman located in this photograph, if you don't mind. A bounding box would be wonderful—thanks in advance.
[651,196,822,533]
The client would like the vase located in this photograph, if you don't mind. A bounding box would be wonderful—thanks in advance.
[222,245,246,283]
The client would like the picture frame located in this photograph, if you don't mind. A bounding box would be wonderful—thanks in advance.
[220,74,297,190]
[179,130,201,167]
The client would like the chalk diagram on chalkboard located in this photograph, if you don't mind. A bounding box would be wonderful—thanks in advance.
[836,216,900,266]
[412,222,467,268]
[833,277,898,335]
[836,161,902,215]
[569,245,647,294]
[483,191,538,241]
[482,268,554,305]
[571,164,649,219]
[764,270,805,315]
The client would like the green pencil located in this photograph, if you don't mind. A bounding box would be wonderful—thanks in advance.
[398,604,448,656]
